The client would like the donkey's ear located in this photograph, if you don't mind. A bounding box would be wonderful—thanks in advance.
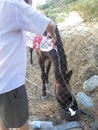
[66,70,73,82]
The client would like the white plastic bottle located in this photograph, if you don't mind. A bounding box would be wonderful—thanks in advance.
[76,91,94,108]
[83,75,98,91]
[29,120,53,129]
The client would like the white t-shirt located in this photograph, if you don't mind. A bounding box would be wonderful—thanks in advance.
[0,0,50,94]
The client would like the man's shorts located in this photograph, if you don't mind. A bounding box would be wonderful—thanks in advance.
[0,85,29,128]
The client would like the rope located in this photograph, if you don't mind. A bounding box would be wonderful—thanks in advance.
[25,78,55,97]
[54,47,76,110]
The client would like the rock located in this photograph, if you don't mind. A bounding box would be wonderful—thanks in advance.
[83,75,98,91]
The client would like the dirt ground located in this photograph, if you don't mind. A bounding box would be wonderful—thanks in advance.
[26,22,98,130]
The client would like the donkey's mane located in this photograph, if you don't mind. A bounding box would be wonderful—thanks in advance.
[49,25,68,85]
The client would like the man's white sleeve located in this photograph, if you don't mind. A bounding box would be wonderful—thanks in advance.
[17,1,50,35]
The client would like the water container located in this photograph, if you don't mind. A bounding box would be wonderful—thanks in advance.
[29,120,53,129]
[83,75,98,91]
[76,91,94,108]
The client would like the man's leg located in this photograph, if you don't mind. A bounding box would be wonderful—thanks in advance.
[18,121,29,130]
[0,120,29,130]
[0,119,9,130]
[0,85,29,129]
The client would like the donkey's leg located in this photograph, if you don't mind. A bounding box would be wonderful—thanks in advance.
[30,48,33,65]
[45,61,51,88]
[38,58,47,98]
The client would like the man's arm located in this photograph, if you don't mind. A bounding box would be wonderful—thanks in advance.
[24,0,56,42]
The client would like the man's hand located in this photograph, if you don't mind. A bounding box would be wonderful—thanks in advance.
[46,20,57,44]
[47,32,56,45]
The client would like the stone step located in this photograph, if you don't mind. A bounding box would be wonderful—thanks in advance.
[42,121,83,130]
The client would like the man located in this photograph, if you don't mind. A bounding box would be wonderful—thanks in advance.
[0,0,56,130]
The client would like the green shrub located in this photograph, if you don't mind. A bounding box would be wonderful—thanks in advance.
[70,0,98,20]
[55,14,65,23]
[40,0,98,23]
[38,4,49,10]
[48,13,57,21]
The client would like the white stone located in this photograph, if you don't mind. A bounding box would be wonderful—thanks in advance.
[83,75,98,91]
